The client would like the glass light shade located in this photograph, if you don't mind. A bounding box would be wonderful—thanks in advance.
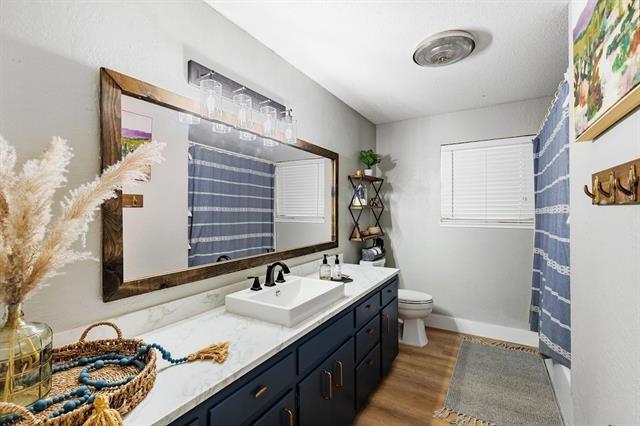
[212,122,231,134]
[259,105,277,137]
[178,112,201,125]
[263,138,278,147]
[281,110,297,143]
[233,93,252,129]
[239,131,256,141]
[199,78,222,119]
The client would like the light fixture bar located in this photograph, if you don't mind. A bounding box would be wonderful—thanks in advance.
[187,60,287,114]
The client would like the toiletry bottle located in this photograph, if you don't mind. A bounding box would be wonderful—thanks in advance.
[332,254,342,280]
[319,254,331,280]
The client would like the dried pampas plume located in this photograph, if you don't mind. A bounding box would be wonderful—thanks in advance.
[0,136,165,305]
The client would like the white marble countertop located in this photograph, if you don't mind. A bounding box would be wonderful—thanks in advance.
[124,264,399,425]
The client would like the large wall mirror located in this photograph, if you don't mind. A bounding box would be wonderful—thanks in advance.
[100,68,338,301]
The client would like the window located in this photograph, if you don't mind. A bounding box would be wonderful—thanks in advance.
[275,159,325,223]
[440,136,534,228]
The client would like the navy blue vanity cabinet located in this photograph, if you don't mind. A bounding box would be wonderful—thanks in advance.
[168,275,399,426]
[298,337,355,426]
[380,300,399,376]
[252,390,296,426]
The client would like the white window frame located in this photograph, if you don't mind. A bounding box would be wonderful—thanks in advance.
[275,158,326,224]
[440,135,535,230]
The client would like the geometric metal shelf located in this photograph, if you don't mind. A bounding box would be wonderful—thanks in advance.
[348,175,385,242]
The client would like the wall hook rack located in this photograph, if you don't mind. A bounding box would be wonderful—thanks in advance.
[585,158,640,206]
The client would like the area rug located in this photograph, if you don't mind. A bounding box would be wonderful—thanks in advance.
[433,336,563,425]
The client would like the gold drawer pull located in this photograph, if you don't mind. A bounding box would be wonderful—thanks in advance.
[283,408,294,426]
[254,386,268,398]
[367,359,374,367]
[335,361,344,388]
[322,370,333,400]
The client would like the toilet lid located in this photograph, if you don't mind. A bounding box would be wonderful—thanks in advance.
[398,289,433,304]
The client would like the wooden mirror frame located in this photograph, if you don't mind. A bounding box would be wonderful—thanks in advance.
[100,68,338,302]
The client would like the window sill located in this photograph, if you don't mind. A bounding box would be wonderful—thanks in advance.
[440,220,534,230]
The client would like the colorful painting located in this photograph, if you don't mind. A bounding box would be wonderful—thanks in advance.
[121,110,152,177]
[573,0,640,137]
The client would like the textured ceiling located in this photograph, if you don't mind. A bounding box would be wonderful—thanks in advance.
[206,0,569,124]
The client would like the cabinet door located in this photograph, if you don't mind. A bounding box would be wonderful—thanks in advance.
[380,301,399,376]
[253,390,296,426]
[298,337,355,426]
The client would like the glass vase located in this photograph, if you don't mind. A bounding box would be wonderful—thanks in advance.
[0,303,52,406]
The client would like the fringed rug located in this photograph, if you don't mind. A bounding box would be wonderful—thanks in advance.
[433,336,563,425]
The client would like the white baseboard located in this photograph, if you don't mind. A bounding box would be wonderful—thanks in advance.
[544,359,573,426]
[426,313,539,347]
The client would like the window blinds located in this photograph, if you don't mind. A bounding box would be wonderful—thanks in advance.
[275,159,325,222]
[440,136,534,227]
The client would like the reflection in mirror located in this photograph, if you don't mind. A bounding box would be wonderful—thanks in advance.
[121,95,332,282]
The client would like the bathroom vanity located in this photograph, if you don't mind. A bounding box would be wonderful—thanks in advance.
[118,264,399,425]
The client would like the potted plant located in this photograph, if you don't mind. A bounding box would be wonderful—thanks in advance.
[359,149,381,177]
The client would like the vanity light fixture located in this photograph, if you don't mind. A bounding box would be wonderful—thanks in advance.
[281,109,297,144]
[212,122,231,134]
[233,90,252,130]
[178,112,201,125]
[199,77,222,119]
[239,131,256,142]
[263,138,278,147]
[260,102,277,138]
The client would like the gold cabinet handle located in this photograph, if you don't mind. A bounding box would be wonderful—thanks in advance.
[382,314,390,334]
[282,408,294,426]
[366,328,374,335]
[254,385,268,398]
[335,361,344,388]
[321,370,333,400]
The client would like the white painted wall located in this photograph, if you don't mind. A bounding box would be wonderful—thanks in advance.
[569,1,640,423]
[121,96,189,281]
[0,1,374,331]
[376,97,550,330]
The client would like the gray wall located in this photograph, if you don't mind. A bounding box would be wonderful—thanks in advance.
[376,97,550,330]
[0,1,374,331]
[570,89,640,426]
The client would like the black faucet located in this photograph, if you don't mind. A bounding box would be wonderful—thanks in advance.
[265,261,290,287]
[216,255,231,262]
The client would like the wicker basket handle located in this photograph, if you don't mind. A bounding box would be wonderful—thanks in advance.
[79,321,123,342]
[0,402,38,425]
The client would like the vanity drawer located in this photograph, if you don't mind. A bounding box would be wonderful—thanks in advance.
[298,312,354,374]
[355,344,381,409]
[355,315,380,363]
[380,278,398,307]
[355,292,380,329]
[209,353,295,425]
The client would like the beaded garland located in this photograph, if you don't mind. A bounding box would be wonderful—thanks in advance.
[1,343,185,425]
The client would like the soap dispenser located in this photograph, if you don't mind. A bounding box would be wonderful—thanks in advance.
[319,254,331,280]
[332,254,342,280]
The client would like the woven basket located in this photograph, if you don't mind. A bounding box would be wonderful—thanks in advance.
[0,322,156,425]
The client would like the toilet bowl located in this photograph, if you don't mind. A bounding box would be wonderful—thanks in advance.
[398,289,433,347]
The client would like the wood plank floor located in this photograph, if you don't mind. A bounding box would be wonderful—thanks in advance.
[355,328,462,426]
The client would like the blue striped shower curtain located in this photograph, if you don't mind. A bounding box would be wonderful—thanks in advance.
[529,80,571,368]
[188,144,275,267]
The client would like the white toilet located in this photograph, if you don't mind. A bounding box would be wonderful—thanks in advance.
[398,289,433,347]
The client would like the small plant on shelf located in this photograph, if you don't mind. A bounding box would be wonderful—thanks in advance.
[359,149,381,176]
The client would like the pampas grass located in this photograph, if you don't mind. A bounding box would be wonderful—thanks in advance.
[0,136,165,305]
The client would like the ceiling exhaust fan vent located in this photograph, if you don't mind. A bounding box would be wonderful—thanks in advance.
[413,30,476,67]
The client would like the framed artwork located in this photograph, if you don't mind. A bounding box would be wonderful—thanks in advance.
[121,110,153,177]
[573,0,640,142]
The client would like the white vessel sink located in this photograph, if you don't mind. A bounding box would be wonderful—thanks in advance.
[225,276,345,327]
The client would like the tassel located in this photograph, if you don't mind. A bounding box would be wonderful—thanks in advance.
[187,341,230,363]
[82,395,122,426]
